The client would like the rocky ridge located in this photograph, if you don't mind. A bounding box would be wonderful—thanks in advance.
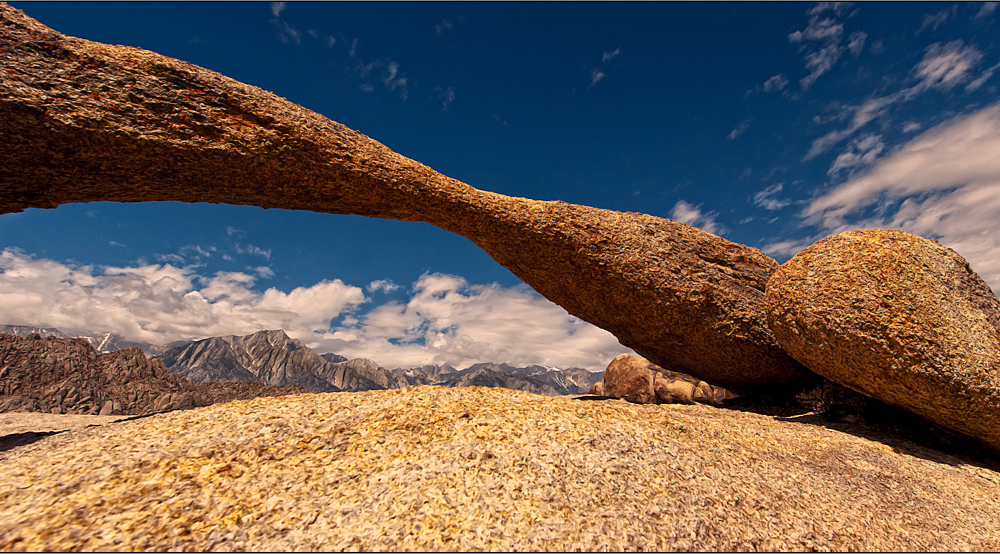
[156,329,602,396]
[0,333,308,416]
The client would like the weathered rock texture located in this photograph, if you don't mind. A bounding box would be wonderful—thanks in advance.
[767,229,1000,451]
[600,353,729,406]
[2,386,999,551]
[0,333,307,416]
[0,4,810,389]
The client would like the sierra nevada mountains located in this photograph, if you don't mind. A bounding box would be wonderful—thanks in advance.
[1,325,602,395]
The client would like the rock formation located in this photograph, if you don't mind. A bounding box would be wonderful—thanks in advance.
[597,353,729,406]
[0,333,307,416]
[766,229,1000,451]
[0,3,811,389]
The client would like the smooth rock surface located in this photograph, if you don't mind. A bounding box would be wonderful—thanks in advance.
[0,4,810,389]
[767,228,1000,451]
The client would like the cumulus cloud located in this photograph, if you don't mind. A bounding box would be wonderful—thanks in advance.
[368,279,399,294]
[0,252,367,345]
[602,47,621,63]
[0,255,631,371]
[670,200,726,236]
[802,103,1000,291]
[310,273,631,371]
[270,2,286,18]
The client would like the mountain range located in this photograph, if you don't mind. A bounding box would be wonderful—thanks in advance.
[1,325,603,396]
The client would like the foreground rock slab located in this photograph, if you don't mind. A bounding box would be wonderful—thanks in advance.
[767,229,1000,451]
[0,4,810,389]
[2,386,999,551]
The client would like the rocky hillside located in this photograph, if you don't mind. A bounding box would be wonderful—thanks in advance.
[0,333,307,416]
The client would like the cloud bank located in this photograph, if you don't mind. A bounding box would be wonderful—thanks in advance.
[0,253,630,371]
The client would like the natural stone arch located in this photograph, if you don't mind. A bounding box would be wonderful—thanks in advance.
[0,4,812,389]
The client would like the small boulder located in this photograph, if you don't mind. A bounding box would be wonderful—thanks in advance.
[601,354,728,406]
[603,354,656,404]
[766,229,1000,451]
[653,374,696,405]
[98,400,115,416]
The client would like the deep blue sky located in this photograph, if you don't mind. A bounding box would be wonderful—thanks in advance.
[3,2,1000,370]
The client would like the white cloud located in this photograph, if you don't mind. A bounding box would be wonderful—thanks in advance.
[752,183,791,211]
[0,255,631,371]
[804,40,987,160]
[805,94,896,159]
[762,74,789,92]
[234,243,271,260]
[965,61,1000,93]
[976,2,998,19]
[0,252,367,345]
[727,118,752,141]
[368,279,400,294]
[914,40,982,91]
[827,133,885,176]
[918,7,955,32]
[802,103,1000,291]
[789,11,846,90]
[310,273,632,371]
[670,200,726,236]
[252,266,275,279]
[270,2,286,18]
[602,47,621,63]
[848,31,867,56]
[382,61,409,100]
[270,18,301,45]
[589,68,606,87]
[902,121,922,133]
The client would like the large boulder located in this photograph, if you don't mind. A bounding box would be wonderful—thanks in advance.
[766,229,1000,450]
[0,4,810,389]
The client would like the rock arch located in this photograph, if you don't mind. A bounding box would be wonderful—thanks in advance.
[0,4,811,389]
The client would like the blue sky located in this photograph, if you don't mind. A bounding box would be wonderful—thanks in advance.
[2,2,1000,371]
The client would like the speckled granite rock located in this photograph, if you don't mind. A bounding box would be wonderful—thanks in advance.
[0,4,810,389]
[767,229,1000,451]
[2,386,999,551]
[600,354,727,406]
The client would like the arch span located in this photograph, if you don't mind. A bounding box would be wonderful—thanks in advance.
[0,4,811,389]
